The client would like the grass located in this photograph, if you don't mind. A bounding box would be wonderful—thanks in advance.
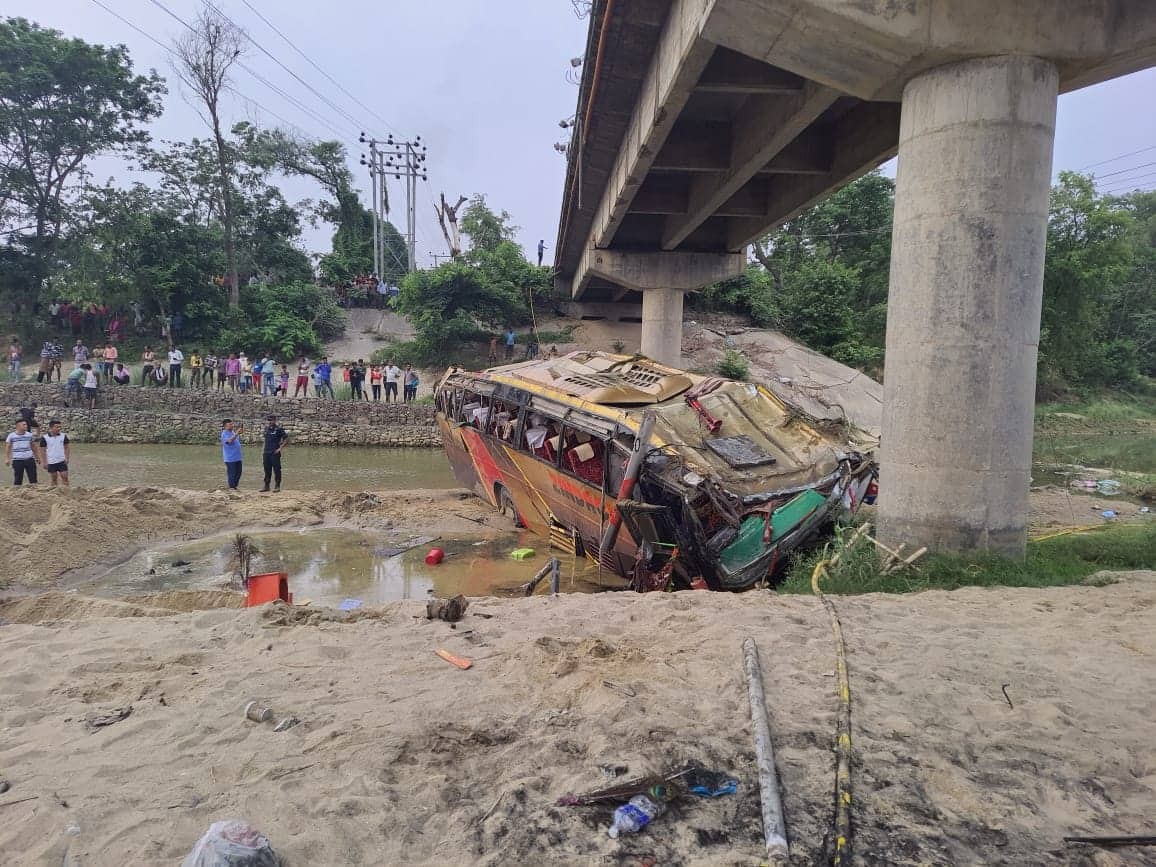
[778,521,1155,595]
[533,325,576,345]
[1035,393,1156,430]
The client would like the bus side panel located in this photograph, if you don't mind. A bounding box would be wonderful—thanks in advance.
[437,415,487,499]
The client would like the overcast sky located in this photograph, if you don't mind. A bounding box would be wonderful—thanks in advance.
[9,1,1156,268]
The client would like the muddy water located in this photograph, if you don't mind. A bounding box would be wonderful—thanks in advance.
[71,443,457,491]
[79,527,626,605]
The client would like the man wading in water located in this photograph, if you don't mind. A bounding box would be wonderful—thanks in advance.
[261,415,289,493]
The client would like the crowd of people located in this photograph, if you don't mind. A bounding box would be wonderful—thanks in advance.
[8,337,423,404]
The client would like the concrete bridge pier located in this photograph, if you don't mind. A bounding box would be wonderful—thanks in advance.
[878,56,1059,558]
[640,289,686,368]
[575,247,746,369]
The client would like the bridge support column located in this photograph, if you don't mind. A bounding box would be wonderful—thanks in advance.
[878,55,1058,558]
[640,289,686,368]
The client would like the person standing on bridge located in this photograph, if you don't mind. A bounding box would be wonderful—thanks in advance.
[220,418,244,491]
[260,415,288,493]
[537,239,546,267]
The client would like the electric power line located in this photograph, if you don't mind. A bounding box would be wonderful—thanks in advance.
[238,0,404,138]
[201,0,369,134]
[1093,159,1156,181]
[92,0,340,142]
[1080,143,1156,171]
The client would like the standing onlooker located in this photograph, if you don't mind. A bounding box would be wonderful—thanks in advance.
[348,359,366,401]
[73,339,89,366]
[203,352,218,389]
[294,356,310,397]
[368,364,383,401]
[239,352,252,393]
[537,239,546,267]
[488,335,498,366]
[168,345,184,387]
[189,349,203,387]
[384,360,401,402]
[39,418,70,487]
[48,339,63,381]
[82,363,99,409]
[276,365,290,397]
[7,339,21,382]
[220,418,244,490]
[262,355,276,396]
[103,343,118,384]
[311,365,325,397]
[141,345,156,385]
[225,353,241,391]
[316,356,334,399]
[37,339,54,383]
[403,365,419,402]
[504,327,516,361]
[260,415,288,493]
[5,418,42,485]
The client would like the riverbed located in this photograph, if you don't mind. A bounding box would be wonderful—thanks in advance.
[67,443,458,491]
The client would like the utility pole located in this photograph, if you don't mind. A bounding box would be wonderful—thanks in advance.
[429,251,451,266]
[361,134,428,274]
[359,140,384,279]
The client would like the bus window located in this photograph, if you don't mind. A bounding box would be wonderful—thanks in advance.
[561,426,606,488]
[606,434,635,493]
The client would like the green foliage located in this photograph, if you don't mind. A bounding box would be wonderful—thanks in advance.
[396,261,524,364]
[779,521,1155,594]
[717,350,750,381]
[460,194,518,253]
[0,16,165,309]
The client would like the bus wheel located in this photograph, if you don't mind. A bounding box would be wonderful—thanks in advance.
[497,486,525,529]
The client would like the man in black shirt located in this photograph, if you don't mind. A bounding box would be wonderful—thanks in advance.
[260,415,289,493]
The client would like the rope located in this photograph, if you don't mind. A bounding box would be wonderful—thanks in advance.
[1030,524,1107,543]
[811,557,854,866]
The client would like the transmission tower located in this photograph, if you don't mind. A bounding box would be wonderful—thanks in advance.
[360,133,428,275]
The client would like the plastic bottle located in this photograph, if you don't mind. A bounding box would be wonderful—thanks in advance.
[606,794,666,838]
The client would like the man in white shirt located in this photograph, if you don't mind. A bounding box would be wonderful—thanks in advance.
[5,418,42,485]
[39,419,71,487]
[168,346,184,388]
[384,361,401,403]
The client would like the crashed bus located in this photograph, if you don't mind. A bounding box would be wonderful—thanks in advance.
[435,351,877,591]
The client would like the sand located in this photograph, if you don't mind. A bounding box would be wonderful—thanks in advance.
[1,579,1154,866]
[0,486,507,591]
[2,485,1154,864]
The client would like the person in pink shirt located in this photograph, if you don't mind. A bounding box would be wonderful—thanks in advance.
[224,353,241,391]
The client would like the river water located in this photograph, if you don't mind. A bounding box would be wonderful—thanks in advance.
[71,443,458,491]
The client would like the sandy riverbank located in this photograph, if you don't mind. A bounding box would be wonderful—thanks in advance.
[0,484,1142,592]
[1,580,1154,865]
[0,486,507,590]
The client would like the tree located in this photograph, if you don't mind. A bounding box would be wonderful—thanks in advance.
[0,17,164,308]
[460,194,518,253]
[435,193,468,259]
[1039,172,1137,392]
[173,8,246,307]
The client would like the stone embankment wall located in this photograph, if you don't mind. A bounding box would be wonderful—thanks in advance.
[0,384,441,447]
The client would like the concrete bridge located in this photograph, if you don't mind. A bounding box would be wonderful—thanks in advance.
[553,0,1156,557]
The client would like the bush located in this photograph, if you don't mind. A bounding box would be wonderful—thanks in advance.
[718,350,750,381]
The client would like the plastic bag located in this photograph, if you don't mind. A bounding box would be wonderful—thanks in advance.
[182,820,281,867]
